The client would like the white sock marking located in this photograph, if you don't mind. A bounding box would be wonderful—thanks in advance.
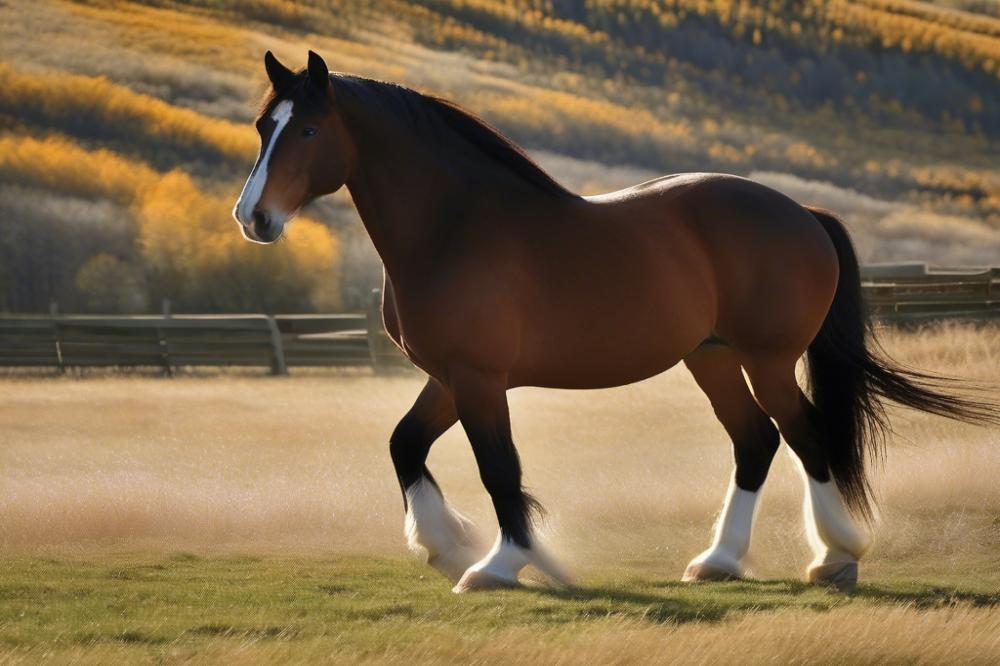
[234,99,293,224]
[687,478,759,576]
[799,463,871,563]
[711,480,759,561]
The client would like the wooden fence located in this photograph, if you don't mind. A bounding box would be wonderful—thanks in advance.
[860,263,1000,323]
[1,264,997,373]
[0,300,402,375]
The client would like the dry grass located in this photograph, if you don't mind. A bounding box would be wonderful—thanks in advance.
[350,606,1000,665]
[0,324,998,662]
[1,324,997,582]
[397,605,1000,665]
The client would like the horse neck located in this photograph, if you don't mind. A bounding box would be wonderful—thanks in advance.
[342,110,553,280]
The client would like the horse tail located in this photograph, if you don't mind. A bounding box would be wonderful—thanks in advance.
[805,206,999,522]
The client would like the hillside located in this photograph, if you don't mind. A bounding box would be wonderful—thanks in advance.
[2,0,999,313]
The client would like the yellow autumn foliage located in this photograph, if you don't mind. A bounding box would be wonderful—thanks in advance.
[0,133,339,310]
[387,0,1000,80]
[0,134,158,204]
[136,171,340,311]
[0,62,256,161]
[61,0,253,68]
[469,86,695,151]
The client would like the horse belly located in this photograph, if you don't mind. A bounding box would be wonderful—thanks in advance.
[511,336,696,389]
[510,274,712,389]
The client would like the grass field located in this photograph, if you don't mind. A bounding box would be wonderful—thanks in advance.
[1,324,999,663]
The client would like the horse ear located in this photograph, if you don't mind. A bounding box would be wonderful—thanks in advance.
[307,50,329,91]
[264,51,295,92]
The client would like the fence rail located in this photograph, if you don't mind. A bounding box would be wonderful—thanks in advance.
[860,263,1000,322]
[1,264,998,373]
[0,307,403,375]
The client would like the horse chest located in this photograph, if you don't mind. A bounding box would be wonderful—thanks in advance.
[385,280,522,378]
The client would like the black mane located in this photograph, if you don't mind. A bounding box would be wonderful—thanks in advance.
[261,72,578,201]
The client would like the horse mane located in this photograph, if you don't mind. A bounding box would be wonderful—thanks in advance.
[330,74,580,201]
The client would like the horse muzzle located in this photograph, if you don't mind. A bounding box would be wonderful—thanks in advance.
[237,208,284,244]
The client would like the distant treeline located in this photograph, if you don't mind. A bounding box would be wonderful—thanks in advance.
[2,0,997,314]
[0,135,340,314]
[410,0,1000,134]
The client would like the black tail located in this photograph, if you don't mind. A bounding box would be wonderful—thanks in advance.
[805,206,999,522]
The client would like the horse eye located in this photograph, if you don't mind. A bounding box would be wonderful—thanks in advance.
[302,126,317,137]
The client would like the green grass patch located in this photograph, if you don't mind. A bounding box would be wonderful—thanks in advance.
[0,553,997,662]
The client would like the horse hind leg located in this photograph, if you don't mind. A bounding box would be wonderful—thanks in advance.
[391,378,487,582]
[682,343,780,582]
[745,356,871,592]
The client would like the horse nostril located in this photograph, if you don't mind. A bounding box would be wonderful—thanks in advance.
[249,209,282,242]
[252,209,270,230]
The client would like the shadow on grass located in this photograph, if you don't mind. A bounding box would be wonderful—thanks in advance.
[188,624,299,640]
[854,584,1000,608]
[518,576,999,626]
[73,630,170,646]
[519,578,830,625]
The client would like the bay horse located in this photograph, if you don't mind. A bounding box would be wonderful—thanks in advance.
[234,51,996,593]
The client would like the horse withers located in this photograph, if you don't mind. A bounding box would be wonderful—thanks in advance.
[234,51,997,593]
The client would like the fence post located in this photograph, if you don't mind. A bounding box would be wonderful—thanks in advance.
[366,288,382,371]
[156,298,173,376]
[49,301,64,373]
[266,316,288,376]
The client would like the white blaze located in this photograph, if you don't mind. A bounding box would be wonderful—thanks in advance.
[234,99,294,224]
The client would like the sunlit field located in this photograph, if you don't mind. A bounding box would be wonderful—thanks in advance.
[1,324,998,662]
[4,0,1000,663]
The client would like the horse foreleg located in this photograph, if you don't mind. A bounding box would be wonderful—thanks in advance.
[682,344,780,581]
[391,378,486,581]
[449,365,571,592]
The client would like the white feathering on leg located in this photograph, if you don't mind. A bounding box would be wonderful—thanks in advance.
[796,456,872,568]
[803,474,872,562]
[462,531,529,582]
[453,530,574,592]
[403,479,483,580]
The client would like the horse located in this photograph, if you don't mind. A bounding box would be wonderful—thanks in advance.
[233,51,996,593]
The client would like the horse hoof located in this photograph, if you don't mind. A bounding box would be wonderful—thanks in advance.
[452,569,520,593]
[682,561,742,582]
[808,561,858,593]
